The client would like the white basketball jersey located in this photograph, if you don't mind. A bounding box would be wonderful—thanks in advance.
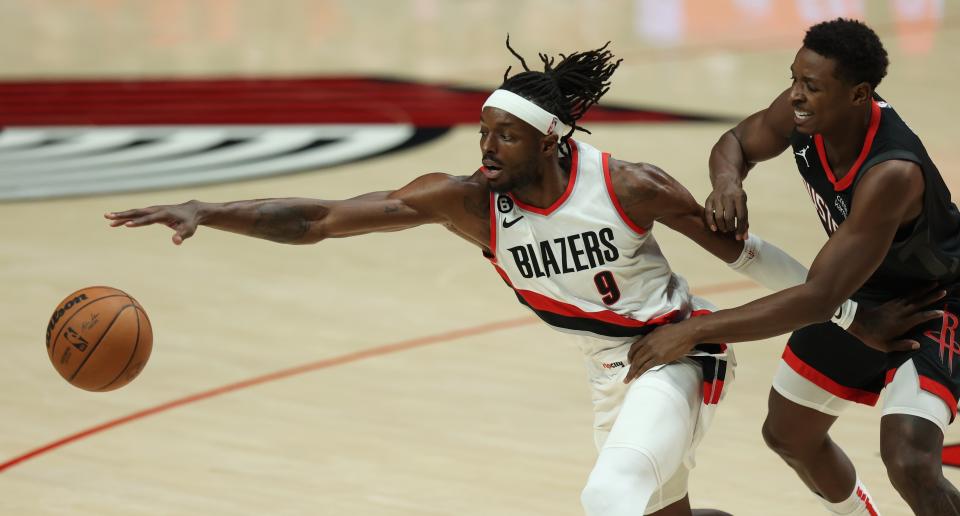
[487,139,695,341]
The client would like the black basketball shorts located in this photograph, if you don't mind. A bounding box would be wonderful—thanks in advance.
[781,297,960,422]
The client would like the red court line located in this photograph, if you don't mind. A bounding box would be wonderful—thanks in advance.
[0,279,759,473]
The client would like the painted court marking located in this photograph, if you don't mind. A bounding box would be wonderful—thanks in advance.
[0,280,757,473]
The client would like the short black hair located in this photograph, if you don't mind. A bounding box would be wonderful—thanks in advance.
[497,36,621,143]
[803,18,888,88]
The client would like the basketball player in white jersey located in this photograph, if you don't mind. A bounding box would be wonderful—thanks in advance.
[106,40,923,516]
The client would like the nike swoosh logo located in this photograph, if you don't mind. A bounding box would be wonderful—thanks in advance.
[502,216,524,228]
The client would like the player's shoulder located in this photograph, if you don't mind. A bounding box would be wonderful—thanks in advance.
[413,171,488,195]
[606,158,692,226]
[392,172,490,217]
[395,172,490,222]
[856,159,924,205]
[863,158,922,181]
[458,170,494,197]
[874,101,923,148]
[608,158,674,195]
[864,99,925,178]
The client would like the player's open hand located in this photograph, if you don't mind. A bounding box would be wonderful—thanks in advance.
[105,201,201,245]
[624,321,700,383]
[705,182,749,240]
[847,284,947,353]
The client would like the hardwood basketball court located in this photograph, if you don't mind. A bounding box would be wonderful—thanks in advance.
[2,1,959,514]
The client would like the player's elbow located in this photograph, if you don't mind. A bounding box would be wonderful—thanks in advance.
[277,221,327,245]
[796,286,846,323]
[289,237,323,245]
[809,301,840,323]
[294,226,328,245]
[713,129,741,155]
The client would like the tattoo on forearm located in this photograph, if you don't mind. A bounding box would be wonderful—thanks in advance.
[252,204,312,243]
[384,204,400,213]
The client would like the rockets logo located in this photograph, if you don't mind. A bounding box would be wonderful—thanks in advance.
[925,308,960,374]
[926,308,960,468]
[0,77,729,201]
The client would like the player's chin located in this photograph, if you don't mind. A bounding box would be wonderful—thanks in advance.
[486,176,513,193]
[793,122,815,135]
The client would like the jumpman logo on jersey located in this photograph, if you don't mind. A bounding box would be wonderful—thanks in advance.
[795,145,811,168]
[924,308,960,373]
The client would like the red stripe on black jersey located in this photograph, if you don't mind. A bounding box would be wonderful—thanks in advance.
[783,345,880,405]
[920,376,957,420]
[815,100,882,192]
[793,95,960,293]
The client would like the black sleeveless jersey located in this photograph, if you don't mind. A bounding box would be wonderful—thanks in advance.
[789,97,960,304]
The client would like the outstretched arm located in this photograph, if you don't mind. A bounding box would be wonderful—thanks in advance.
[106,173,485,246]
[705,88,795,239]
[625,160,944,382]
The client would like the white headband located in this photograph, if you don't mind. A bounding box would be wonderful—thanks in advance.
[481,89,572,136]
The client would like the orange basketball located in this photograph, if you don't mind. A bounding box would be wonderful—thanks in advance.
[46,286,153,392]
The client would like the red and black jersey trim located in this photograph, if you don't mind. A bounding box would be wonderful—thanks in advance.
[782,345,881,405]
[815,100,882,192]
[690,354,728,405]
[688,309,729,405]
[884,367,958,422]
[512,291,674,338]
[486,260,684,337]
[486,254,731,403]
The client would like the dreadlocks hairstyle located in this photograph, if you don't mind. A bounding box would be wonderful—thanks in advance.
[803,18,889,88]
[498,36,622,143]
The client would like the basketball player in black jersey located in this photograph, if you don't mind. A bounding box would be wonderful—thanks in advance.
[627,18,960,516]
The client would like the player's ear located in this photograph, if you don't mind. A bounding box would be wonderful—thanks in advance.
[541,133,559,154]
[851,82,872,106]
